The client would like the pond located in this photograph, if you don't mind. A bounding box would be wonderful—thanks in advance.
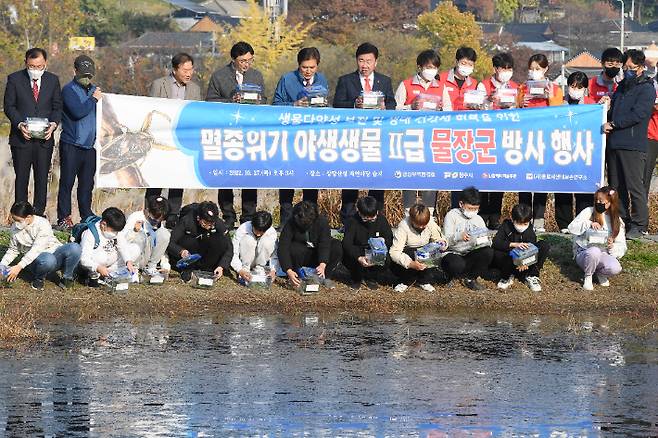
[1,313,657,436]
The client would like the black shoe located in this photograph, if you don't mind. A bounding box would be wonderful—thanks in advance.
[58,277,75,290]
[181,270,192,283]
[626,228,647,240]
[462,278,485,291]
[364,279,378,290]
[31,278,45,291]
[86,277,100,288]
[348,281,361,291]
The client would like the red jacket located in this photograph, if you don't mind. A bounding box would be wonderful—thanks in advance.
[401,74,443,105]
[649,109,658,141]
[588,74,618,102]
[479,76,519,109]
[439,68,478,111]
[518,82,564,107]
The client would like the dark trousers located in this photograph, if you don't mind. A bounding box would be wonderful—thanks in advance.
[554,193,593,231]
[479,192,504,229]
[492,240,550,280]
[218,189,257,228]
[285,239,343,278]
[403,190,437,209]
[11,144,53,216]
[343,251,389,284]
[145,188,184,219]
[168,233,231,273]
[57,142,96,222]
[441,247,494,280]
[391,247,440,285]
[340,190,384,225]
[643,139,658,196]
[607,148,649,231]
[518,192,548,220]
[279,189,319,227]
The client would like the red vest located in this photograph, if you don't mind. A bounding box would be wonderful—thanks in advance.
[402,75,443,105]
[519,82,562,107]
[649,109,658,141]
[439,69,478,111]
[588,75,617,102]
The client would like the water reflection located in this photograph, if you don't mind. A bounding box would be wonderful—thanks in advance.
[0,313,657,436]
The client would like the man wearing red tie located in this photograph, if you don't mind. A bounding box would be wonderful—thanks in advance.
[333,42,396,226]
[3,48,62,217]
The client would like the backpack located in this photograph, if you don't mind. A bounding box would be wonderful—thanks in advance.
[70,215,102,249]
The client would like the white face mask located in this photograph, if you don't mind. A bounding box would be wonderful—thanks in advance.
[528,70,545,81]
[420,68,438,82]
[568,87,585,101]
[457,65,474,77]
[102,230,117,240]
[28,69,44,81]
[498,71,513,83]
[461,208,478,219]
[514,224,529,233]
[14,220,27,230]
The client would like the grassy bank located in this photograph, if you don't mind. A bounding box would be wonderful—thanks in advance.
[1,231,658,347]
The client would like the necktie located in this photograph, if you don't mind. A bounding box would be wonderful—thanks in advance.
[32,79,39,102]
[364,76,372,92]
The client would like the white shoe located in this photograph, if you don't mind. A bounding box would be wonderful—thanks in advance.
[419,283,435,292]
[160,255,171,272]
[533,218,545,233]
[394,283,409,293]
[560,228,570,234]
[525,276,542,292]
[497,275,514,290]
[596,274,610,287]
[583,275,594,291]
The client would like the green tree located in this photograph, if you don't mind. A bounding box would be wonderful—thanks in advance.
[417,2,490,80]
[79,0,127,46]
[495,0,519,22]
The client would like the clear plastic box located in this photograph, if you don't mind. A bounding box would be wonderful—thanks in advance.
[414,93,442,110]
[526,80,550,98]
[191,270,215,289]
[26,117,49,139]
[236,83,263,104]
[586,229,609,248]
[297,266,321,294]
[415,242,446,268]
[495,88,518,108]
[365,237,387,266]
[463,90,488,109]
[468,228,493,250]
[509,243,539,267]
[361,91,385,109]
[0,264,12,288]
[303,85,329,107]
[105,268,132,294]
[246,266,273,289]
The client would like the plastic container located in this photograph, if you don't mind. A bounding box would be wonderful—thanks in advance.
[585,229,609,248]
[415,242,446,268]
[245,266,273,289]
[26,117,50,139]
[463,90,487,109]
[0,264,12,288]
[361,91,385,109]
[495,87,518,108]
[176,253,201,270]
[236,83,263,104]
[297,267,321,294]
[143,271,166,285]
[302,85,329,107]
[105,268,132,294]
[191,270,215,289]
[414,93,442,110]
[509,243,539,267]
[365,237,387,266]
[468,228,493,250]
[526,80,550,98]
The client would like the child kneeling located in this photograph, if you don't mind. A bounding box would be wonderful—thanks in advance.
[0,201,81,290]
[389,203,447,293]
[231,211,278,285]
[568,186,626,291]
[492,203,550,292]
[342,196,394,290]
[120,196,171,281]
[442,187,494,291]
[167,201,233,282]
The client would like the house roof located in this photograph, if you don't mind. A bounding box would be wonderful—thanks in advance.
[565,51,601,68]
[481,22,554,43]
[121,32,214,50]
[188,16,222,32]
[201,0,249,17]
[164,0,211,14]
[516,41,568,52]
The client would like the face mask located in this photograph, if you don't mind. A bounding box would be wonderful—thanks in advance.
[624,69,637,80]
[461,208,478,219]
[604,67,620,79]
[359,214,376,223]
[514,224,529,233]
[102,230,117,240]
[528,70,544,81]
[28,69,44,81]
[75,75,92,87]
[498,71,513,83]
[457,65,474,77]
[14,220,27,230]
[420,68,438,82]
[568,87,585,101]
[595,202,607,214]
[146,216,161,229]
[411,225,425,234]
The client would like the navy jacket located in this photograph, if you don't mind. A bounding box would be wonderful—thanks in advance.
[61,79,98,148]
[608,74,655,152]
[272,70,329,105]
[3,69,62,149]
[333,71,396,109]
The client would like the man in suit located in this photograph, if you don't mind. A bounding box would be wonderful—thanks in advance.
[333,42,395,226]
[3,47,62,217]
[206,41,266,229]
[145,52,202,229]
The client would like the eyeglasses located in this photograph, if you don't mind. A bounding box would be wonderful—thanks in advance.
[236,57,254,65]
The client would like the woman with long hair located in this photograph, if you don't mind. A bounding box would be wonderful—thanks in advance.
[567,186,627,290]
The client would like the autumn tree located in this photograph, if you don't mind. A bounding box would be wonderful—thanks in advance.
[495,0,520,22]
[417,2,490,80]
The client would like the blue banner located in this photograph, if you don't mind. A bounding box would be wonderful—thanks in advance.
[97,94,606,193]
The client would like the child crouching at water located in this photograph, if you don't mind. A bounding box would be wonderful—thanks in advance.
[567,186,627,291]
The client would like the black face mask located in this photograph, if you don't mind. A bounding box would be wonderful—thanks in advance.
[604,67,620,79]
[146,216,161,229]
[595,202,607,214]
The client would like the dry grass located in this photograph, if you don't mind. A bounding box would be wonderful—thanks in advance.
[0,306,45,347]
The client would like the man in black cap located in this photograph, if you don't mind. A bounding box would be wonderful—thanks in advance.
[56,54,103,229]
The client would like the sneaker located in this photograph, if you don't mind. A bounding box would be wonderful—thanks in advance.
[55,216,74,231]
[497,275,514,290]
[394,283,409,293]
[463,278,485,291]
[348,281,361,291]
[524,276,542,292]
[180,270,192,283]
[31,278,45,291]
[596,273,610,287]
[626,229,647,240]
[533,218,545,233]
[419,283,436,292]
[322,278,336,289]
[364,279,379,290]
[583,275,594,291]
[560,228,570,234]
[159,255,171,273]
[58,277,75,289]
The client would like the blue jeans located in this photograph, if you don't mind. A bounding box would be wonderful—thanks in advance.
[28,243,82,280]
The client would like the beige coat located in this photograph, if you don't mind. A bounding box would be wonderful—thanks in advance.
[148,75,202,100]
[390,217,446,268]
